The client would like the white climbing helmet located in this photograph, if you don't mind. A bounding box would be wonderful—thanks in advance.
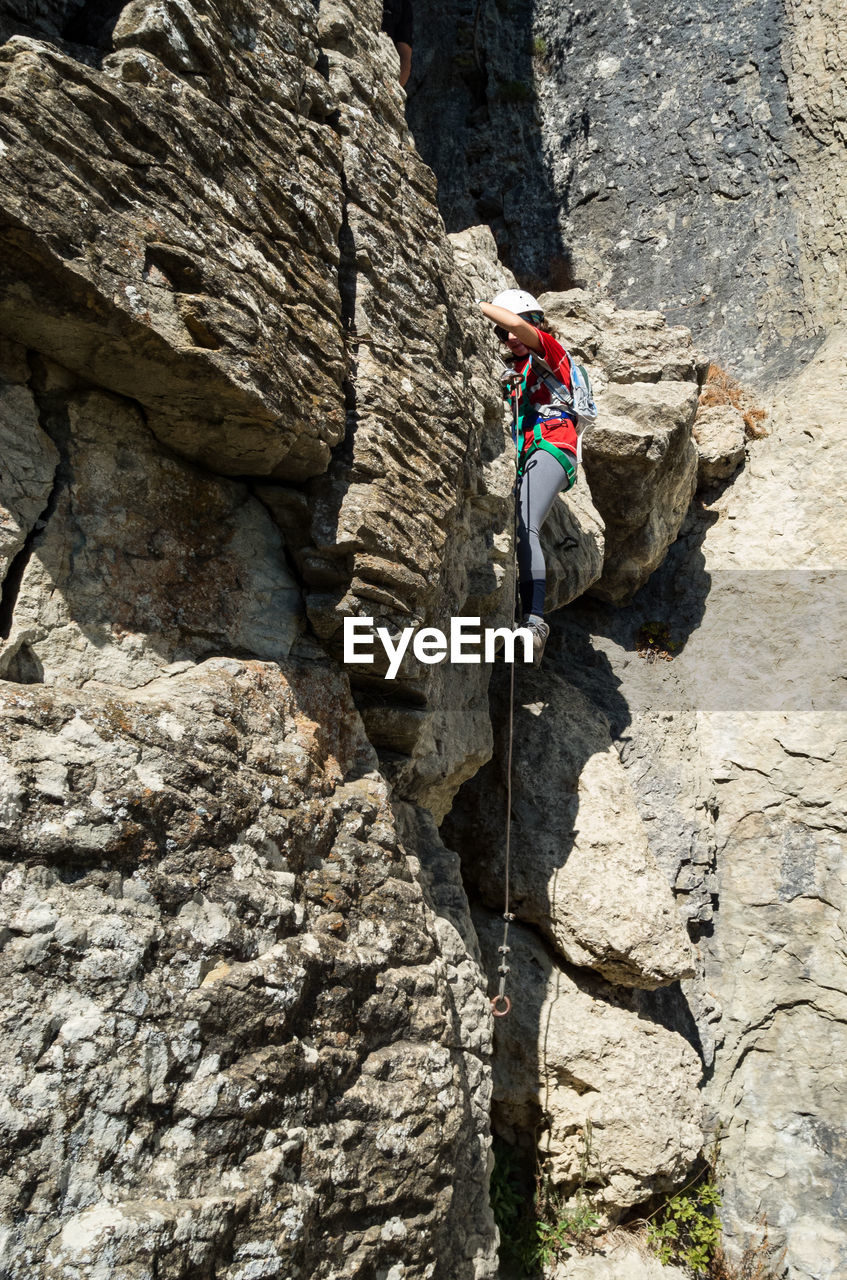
[490,289,543,322]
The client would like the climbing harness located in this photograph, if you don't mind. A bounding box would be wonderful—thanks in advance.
[512,360,578,485]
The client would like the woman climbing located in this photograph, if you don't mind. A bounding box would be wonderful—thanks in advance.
[480,289,583,665]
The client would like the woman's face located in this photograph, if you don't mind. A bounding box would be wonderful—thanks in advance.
[505,332,529,359]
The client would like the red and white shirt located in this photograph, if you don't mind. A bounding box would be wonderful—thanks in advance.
[513,328,578,457]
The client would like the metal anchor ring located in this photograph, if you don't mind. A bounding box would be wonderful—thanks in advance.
[490,994,512,1018]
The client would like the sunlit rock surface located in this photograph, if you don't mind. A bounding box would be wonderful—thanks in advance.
[474,912,703,1217]
[444,665,694,990]
[0,658,497,1278]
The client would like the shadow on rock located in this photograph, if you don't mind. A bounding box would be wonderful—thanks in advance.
[471,908,704,1221]
[443,657,693,991]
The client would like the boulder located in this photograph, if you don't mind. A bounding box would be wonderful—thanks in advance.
[449,224,516,305]
[540,292,702,604]
[0,389,302,688]
[475,911,703,1216]
[541,291,706,387]
[444,666,694,989]
[581,380,699,604]
[692,404,747,485]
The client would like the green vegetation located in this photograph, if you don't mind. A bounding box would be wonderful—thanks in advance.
[646,1175,723,1274]
[635,618,680,660]
[492,1135,785,1278]
[529,1193,600,1269]
[643,1148,786,1278]
[490,1126,601,1275]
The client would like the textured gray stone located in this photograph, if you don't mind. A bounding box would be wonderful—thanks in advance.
[5,0,844,1272]
[0,659,498,1280]
[692,330,847,1280]
[444,666,694,990]
[255,16,516,818]
[549,329,847,1275]
[0,380,58,582]
[693,404,747,485]
[0,6,346,479]
[0,388,303,687]
[537,291,701,605]
[474,911,703,1218]
[408,0,847,380]
[0,2,508,1274]
[582,378,699,604]
[555,1248,688,1280]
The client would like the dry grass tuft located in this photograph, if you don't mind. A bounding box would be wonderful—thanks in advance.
[700,363,769,439]
[709,1215,787,1280]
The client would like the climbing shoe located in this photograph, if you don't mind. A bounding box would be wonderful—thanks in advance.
[524,614,550,665]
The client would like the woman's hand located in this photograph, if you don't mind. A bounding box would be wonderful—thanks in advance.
[480,301,543,354]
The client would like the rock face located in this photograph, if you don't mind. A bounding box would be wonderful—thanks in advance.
[474,912,703,1217]
[0,380,303,688]
[0,0,518,817]
[444,235,705,609]
[692,405,747,486]
[408,0,847,379]
[540,291,702,604]
[557,1251,688,1280]
[5,0,813,1268]
[694,330,847,1280]
[0,375,59,582]
[0,160,710,1271]
[445,666,694,990]
[0,2,509,1275]
[0,658,495,1278]
[551,329,847,1276]
[0,8,347,479]
[258,23,514,820]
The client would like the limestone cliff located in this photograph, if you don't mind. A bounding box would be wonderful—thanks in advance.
[0,2,503,1274]
[1,0,845,1278]
[408,0,847,382]
[548,332,847,1278]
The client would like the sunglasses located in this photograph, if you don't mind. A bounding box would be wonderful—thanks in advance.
[493,325,511,342]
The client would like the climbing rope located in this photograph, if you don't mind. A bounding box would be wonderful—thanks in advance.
[491,371,521,1019]
[491,654,516,1017]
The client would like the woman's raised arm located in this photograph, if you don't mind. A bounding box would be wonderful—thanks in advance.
[479,301,543,355]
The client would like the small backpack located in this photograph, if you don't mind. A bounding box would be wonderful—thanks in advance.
[531,351,598,466]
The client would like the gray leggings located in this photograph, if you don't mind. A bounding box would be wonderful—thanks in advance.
[516,448,574,614]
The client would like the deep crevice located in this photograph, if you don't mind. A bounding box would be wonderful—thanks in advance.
[0,353,78,668]
[61,0,126,52]
[0,450,65,655]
